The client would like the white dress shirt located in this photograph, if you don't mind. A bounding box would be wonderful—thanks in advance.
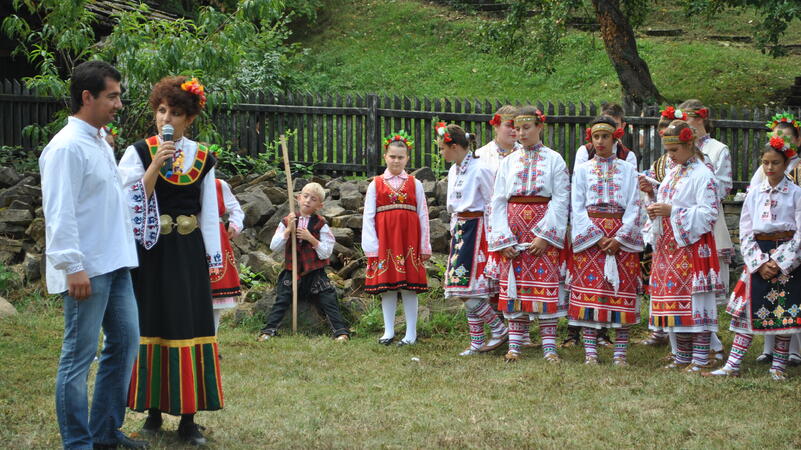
[39,117,138,294]
[270,215,336,259]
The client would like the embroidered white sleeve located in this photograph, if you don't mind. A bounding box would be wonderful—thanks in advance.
[532,156,569,249]
[200,167,223,269]
[771,192,801,274]
[361,180,379,257]
[488,157,517,251]
[415,179,432,255]
[570,164,603,253]
[670,171,718,248]
[316,224,336,259]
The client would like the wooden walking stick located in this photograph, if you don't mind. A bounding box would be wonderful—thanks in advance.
[280,135,298,333]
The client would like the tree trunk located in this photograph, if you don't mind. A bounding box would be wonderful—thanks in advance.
[591,0,662,105]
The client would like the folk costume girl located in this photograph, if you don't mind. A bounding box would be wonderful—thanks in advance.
[568,117,644,365]
[438,123,509,356]
[362,131,431,346]
[488,106,570,363]
[644,120,725,373]
[679,100,735,293]
[477,107,519,303]
[210,178,244,334]
[573,103,637,168]
[753,114,801,364]
[118,77,222,445]
[751,114,801,187]
[705,136,801,380]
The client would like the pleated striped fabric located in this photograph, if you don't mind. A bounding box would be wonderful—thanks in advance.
[128,336,224,415]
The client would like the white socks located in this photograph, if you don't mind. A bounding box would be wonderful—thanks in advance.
[380,292,398,340]
[213,310,222,334]
[400,290,418,344]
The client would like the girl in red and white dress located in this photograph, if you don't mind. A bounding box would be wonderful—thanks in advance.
[488,106,570,363]
[210,178,244,335]
[705,135,801,380]
[362,132,431,346]
[644,120,725,373]
[568,116,643,365]
[438,123,509,356]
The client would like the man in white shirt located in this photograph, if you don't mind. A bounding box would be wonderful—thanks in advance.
[41,61,147,449]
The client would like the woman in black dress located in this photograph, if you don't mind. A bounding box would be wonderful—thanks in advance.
[118,76,223,446]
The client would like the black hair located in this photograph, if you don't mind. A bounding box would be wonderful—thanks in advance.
[762,142,790,163]
[70,60,122,114]
[589,115,617,129]
[441,124,479,156]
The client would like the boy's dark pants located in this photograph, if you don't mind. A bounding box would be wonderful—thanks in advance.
[261,269,349,337]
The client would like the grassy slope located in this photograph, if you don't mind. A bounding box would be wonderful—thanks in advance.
[3,299,801,448]
[291,0,801,106]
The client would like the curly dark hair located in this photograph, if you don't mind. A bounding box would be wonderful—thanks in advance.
[148,76,202,116]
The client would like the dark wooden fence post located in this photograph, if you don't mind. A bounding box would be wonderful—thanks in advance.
[365,93,379,175]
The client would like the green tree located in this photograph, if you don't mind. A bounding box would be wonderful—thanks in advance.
[682,0,801,56]
[2,0,306,146]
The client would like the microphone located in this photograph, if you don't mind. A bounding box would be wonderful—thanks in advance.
[162,124,174,177]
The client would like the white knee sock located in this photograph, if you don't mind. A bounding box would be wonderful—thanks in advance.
[669,331,678,355]
[763,334,775,355]
[710,332,723,352]
[400,290,418,343]
[381,292,398,340]
[791,334,800,355]
[213,310,222,335]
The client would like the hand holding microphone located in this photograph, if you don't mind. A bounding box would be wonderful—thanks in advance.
[161,124,175,177]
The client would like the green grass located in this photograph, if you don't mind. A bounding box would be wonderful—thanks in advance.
[291,0,801,106]
[2,295,801,448]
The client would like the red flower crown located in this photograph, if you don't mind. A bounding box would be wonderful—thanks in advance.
[660,106,686,121]
[686,108,709,119]
[435,121,452,143]
[489,113,515,127]
[180,78,207,108]
[769,134,798,160]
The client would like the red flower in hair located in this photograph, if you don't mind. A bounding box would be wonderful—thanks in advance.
[489,114,501,126]
[696,108,709,119]
[770,135,786,151]
[661,106,675,119]
[537,109,547,123]
[613,128,625,140]
[786,148,798,160]
[585,127,592,142]
[679,127,694,142]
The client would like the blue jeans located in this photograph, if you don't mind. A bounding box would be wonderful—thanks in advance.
[55,268,140,449]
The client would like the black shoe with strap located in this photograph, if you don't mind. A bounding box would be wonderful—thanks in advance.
[178,422,207,446]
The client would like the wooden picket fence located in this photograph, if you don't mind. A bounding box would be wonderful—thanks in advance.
[2,78,800,191]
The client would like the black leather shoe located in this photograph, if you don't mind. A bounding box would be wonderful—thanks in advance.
[141,413,162,434]
[378,337,394,345]
[178,422,207,446]
[93,434,150,449]
[396,339,415,347]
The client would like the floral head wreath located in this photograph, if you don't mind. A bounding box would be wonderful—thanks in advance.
[383,130,414,150]
[766,113,800,131]
[180,78,207,108]
[514,109,546,126]
[489,113,515,127]
[768,133,798,160]
[662,125,695,145]
[660,106,686,121]
[585,123,624,142]
[685,107,709,119]
[434,122,453,144]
